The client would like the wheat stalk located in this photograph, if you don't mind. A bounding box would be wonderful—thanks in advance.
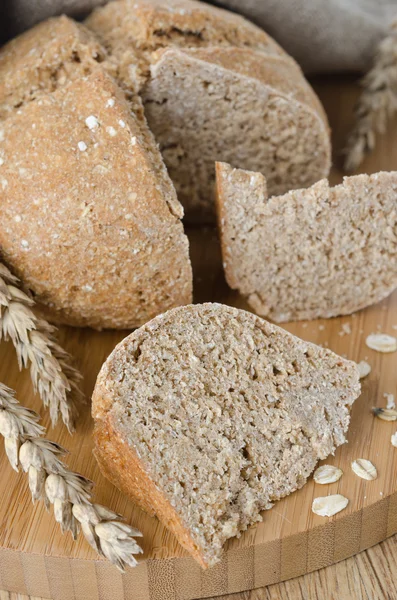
[0,263,82,432]
[344,19,397,172]
[0,382,143,570]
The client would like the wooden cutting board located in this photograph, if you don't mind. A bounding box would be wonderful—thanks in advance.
[0,77,397,600]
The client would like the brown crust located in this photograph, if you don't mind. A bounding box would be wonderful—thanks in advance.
[92,385,209,568]
[0,68,192,329]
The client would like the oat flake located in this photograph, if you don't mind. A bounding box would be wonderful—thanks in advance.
[312,494,349,517]
[366,333,397,353]
[384,393,395,410]
[357,360,371,379]
[351,459,377,481]
[313,465,343,484]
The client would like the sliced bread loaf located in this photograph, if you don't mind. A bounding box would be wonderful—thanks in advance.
[86,0,331,222]
[216,163,397,322]
[92,303,360,567]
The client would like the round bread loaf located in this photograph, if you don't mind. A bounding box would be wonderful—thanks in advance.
[92,303,360,567]
[0,18,192,329]
[86,0,331,222]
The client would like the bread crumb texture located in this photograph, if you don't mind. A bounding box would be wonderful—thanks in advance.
[216,162,397,322]
[93,303,360,567]
[85,0,331,222]
[0,17,191,328]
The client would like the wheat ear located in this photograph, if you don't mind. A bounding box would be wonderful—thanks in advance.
[0,382,143,570]
[344,19,397,172]
[0,263,82,432]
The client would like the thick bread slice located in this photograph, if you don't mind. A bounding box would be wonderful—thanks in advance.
[92,303,360,567]
[0,16,106,119]
[86,0,331,222]
[216,163,397,322]
[143,46,330,221]
[0,71,192,328]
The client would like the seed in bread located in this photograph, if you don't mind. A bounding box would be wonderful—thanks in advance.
[216,162,397,322]
[0,71,192,329]
[92,303,360,567]
[86,0,331,222]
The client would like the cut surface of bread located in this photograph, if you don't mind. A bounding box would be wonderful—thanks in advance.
[0,71,192,328]
[92,303,360,567]
[86,0,331,222]
[216,163,397,322]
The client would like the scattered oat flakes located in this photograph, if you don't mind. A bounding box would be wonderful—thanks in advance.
[357,360,371,379]
[351,459,377,481]
[119,119,126,128]
[21,240,29,248]
[391,432,397,447]
[312,494,349,517]
[366,333,397,353]
[85,115,99,130]
[131,136,137,145]
[313,465,343,484]
[384,393,396,410]
[106,98,115,108]
[372,407,397,421]
[78,141,87,152]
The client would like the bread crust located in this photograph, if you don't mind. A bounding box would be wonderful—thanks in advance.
[0,69,192,329]
[93,371,209,568]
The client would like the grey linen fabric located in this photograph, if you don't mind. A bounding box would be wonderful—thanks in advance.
[1,0,396,73]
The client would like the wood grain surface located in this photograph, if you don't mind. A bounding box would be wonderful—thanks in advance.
[0,75,396,600]
[2,531,397,599]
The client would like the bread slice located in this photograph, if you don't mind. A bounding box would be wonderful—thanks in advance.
[0,71,192,328]
[86,0,331,222]
[216,163,397,322]
[92,303,360,567]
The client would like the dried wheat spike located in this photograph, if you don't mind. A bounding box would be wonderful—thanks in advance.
[344,19,397,172]
[0,383,142,571]
[0,263,83,431]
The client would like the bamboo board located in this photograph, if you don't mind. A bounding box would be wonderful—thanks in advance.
[0,77,397,600]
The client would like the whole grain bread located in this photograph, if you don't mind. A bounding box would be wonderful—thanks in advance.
[0,18,192,329]
[216,162,397,322]
[92,303,360,567]
[85,0,331,222]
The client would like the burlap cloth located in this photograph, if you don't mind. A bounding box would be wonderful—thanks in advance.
[1,0,396,73]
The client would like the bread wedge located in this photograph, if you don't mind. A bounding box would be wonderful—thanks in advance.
[92,303,360,567]
[216,162,397,322]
